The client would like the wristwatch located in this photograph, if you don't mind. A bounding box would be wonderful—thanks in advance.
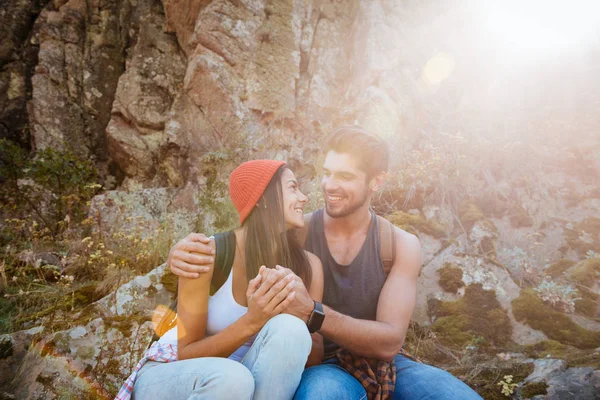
[307,301,325,333]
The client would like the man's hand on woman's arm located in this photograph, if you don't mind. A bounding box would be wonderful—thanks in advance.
[168,233,215,278]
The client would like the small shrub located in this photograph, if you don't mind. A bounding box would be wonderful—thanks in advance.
[0,139,100,238]
[534,280,579,313]
[497,375,518,397]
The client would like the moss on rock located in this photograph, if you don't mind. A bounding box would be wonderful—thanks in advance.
[475,193,509,219]
[459,203,485,231]
[385,211,446,238]
[430,283,512,348]
[438,263,465,294]
[523,340,600,369]
[509,206,534,229]
[458,203,499,234]
[523,339,573,359]
[521,381,548,398]
[104,314,150,338]
[562,217,600,257]
[568,257,600,285]
[574,296,597,318]
[512,289,600,349]
[71,283,103,308]
[546,259,576,278]
[567,351,600,369]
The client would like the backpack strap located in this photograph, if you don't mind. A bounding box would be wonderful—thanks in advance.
[295,211,394,275]
[149,231,236,347]
[377,215,396,276]
[295,213,313,247]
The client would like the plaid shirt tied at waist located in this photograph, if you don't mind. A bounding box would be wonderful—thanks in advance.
[336,348,396,400]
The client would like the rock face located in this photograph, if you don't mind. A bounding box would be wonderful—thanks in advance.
[106,0,187,187]
[0,0,49,147]
[29,0,130,161]
[4,265,171,399]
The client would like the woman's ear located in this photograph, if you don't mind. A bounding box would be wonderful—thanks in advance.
[255,196,267,208]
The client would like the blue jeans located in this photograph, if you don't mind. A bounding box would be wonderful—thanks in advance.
[294,354,483,400]
[133,314,312,400]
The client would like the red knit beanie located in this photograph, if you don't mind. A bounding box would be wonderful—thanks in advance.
[229,160,286,224]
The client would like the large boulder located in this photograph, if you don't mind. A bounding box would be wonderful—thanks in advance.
[6,265,171,398]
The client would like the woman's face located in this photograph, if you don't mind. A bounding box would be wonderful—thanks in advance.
[281,168,308,230]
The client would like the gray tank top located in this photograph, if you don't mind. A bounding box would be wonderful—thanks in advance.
[305,209,387,358]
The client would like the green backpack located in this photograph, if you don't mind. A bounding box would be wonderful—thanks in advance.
[150,231,236,345]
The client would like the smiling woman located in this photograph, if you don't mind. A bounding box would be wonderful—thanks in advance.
[116,159,324,400]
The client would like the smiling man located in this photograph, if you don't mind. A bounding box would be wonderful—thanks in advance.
[167,126,482,399]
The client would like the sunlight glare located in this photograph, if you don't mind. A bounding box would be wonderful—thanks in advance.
[478,0,600,57]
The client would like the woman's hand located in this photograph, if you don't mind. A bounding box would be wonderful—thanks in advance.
[244,266,296,331]
[273,265,316,323]
[168,233,215,278]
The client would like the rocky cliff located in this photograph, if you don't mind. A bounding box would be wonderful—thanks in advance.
[1,0,600,398]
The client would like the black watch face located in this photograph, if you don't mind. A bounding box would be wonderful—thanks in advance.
[309,307,325,333]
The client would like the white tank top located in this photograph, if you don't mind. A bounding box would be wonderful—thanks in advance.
[158,270,256,361]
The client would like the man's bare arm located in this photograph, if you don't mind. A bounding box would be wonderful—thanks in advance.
[168,233,215,278]
[318,229,422,361]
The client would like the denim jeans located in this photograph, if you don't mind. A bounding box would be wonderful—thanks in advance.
[294,354,483,400]
[133,314,312,400]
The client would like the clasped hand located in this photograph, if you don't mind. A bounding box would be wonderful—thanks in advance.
[244,266,296,329]
[168,233,314,325]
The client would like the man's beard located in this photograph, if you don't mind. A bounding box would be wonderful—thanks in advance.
[324,190,369,218]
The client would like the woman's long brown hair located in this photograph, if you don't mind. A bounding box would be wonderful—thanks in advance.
[242,166,312,288]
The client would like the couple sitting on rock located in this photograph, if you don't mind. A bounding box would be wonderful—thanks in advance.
[116,126,482,399]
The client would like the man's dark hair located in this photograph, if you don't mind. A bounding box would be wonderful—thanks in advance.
[324,125,389,179]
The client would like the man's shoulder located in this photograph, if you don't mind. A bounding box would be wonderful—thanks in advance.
[376,214,420,242]
[376,214,421,256]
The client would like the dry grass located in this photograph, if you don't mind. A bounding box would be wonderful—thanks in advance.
[0,213,175,334]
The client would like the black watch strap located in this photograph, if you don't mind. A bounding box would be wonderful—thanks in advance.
[307,301,325,333]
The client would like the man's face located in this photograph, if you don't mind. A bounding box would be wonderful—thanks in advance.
[321,151,370,218]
